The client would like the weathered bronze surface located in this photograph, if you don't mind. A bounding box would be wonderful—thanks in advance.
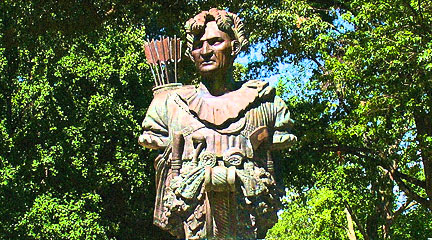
[139,8,296,239]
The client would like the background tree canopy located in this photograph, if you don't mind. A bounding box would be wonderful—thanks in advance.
[1,0,431,239]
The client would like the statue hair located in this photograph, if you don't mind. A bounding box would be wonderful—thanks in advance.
[185,8,249,58]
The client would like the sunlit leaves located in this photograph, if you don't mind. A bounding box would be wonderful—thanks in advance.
[16,193,107,240]
[266,0,432,239]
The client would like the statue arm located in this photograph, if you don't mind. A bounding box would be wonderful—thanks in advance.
[138,95,170,150]
[272,96,297,150]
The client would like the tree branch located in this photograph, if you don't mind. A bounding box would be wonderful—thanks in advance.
[310,57,326,74]
[384,166,432,211]
[393,200,417,221]
[394,170,426,189]
[325,142,431,211]
[322,145,374,155]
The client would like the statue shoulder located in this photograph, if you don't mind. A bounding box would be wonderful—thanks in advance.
[151,84,196,102]
[173,84,197,95]
[243,80,276,101]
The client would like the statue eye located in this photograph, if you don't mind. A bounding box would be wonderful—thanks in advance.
[208,38,223,46]
[193,41,203,50]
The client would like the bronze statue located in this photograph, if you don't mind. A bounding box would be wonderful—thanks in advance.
[139,8,296,239]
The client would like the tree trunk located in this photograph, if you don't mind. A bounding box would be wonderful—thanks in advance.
[413,109,432,210]
[345,208,357,240]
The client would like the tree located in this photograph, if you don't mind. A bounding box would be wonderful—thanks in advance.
[267,187,355,240]
[0,1,192,239]
[252,0,432,239]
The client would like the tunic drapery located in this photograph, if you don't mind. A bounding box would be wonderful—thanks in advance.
[139,80,296,239]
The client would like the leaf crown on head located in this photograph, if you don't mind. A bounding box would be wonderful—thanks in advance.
[185,8,249,59]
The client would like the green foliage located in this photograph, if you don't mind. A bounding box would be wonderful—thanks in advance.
[1,0,432,239]
[263,0,432,239]
[17,193,107,240]
[392,205,432,239]
[267,188,351,240]
[0,1,168,238]
[233,62,249,82]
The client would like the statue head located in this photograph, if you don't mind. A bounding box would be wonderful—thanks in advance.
[185,9,248,78]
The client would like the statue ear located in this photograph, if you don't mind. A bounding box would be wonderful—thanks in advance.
[231,40,241,57]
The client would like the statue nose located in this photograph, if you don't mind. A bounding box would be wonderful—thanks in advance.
[200,41,213,56]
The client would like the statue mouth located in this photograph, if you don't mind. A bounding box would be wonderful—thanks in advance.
[201,60,215,65]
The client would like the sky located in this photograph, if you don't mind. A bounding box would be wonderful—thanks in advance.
[234,43,308,86]
[234,8,355,96]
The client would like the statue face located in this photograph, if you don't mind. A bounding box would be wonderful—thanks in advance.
[191,21,235,77]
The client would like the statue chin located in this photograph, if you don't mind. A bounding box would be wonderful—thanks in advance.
[197,66,226,79]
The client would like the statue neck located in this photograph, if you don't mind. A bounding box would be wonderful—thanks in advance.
[201,67,237,96]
